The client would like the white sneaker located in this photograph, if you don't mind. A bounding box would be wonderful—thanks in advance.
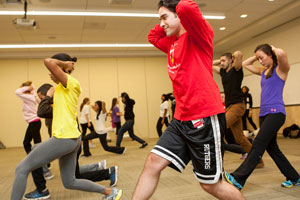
[121,148,126,155]
[44,171,54,180]
[253,129,260,137]
[98,160,107,170]
[240,153,248,160]
[243,130,250,137]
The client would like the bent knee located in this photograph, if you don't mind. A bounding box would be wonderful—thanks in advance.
[144,153,169,171]
[15,162,29,176]
[146,153,162,165]
[62,180,76,189]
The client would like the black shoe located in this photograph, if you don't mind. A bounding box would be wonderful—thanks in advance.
[81,154,91,157]
[121,148,126,155]
[139,142,148,149]
[24,189,50,200]
[109,166,118,187]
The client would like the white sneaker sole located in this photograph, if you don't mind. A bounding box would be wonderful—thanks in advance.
[110,166,118,187]
[23,194,50,200]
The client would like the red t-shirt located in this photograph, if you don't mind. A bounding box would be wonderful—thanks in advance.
[148,0,224,121]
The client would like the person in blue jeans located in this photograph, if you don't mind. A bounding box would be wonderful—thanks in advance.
[116,92,148,148]
[224,44,300,189]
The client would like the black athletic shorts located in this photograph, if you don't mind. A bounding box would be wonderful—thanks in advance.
[151,113,225,184]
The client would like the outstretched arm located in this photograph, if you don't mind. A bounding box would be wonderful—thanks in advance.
[232,51,243,71]
[242,56,264,75]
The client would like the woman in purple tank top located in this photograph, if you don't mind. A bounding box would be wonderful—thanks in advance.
[224,44,300,190]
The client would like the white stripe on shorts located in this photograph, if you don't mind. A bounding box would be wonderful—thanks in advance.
[151,149,184,172]
[154,145,186,168]
[211,114,223,183]
[193,114,223,184]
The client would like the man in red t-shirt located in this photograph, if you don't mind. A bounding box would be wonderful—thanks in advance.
[132,0,245,200]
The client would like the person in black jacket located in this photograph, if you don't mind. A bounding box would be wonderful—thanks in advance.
[241,86,258,134]
[116,92,148,148]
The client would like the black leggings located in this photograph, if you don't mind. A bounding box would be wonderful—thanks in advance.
[242,109,257,131]
[80,122,95,137]
[156,117,169,137]
[232,113,300,186]
[23,120,42,153]
[83,131,125,155]
[76,146,110,182]
[114,122,121,136]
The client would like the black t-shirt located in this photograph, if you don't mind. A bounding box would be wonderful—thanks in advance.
[124,99,135,120]
[220,67,244,108]
[243,93,253,110]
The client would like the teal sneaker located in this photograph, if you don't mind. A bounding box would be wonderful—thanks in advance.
[281,178,300,188]
[24,189,50,200]
[224,171,243,190]
[110,166,118,187]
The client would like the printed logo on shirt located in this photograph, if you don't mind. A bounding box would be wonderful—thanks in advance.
[170,48,175,64]
[191,118,204,129]
[204,144,211,169]
[168,44,180,75]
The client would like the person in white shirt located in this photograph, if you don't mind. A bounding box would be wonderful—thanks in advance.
[82,100,126,155]
[156,94,170,137]
[80,98,96,156]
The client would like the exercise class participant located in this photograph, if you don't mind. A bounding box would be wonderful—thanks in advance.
[132,1,244,199]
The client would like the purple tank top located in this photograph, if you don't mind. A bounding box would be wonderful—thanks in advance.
[112,106,121,123]
[260,66,286,117]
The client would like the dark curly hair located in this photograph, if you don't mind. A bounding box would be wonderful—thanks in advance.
[242,86,249,94]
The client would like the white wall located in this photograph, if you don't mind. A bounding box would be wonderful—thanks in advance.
[0,56,174,148]
[229,17,300,107]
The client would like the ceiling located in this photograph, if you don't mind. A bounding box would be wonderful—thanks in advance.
[0,0,299,58]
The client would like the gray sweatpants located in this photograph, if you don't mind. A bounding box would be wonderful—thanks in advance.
[11,137,106,200]
[80,162,100,174]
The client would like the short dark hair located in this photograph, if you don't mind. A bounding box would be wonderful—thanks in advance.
[221,53,233,60]
[37,83,52,96]
[51,53,77,62]
[121,92,129,98]
[158,0,180,13]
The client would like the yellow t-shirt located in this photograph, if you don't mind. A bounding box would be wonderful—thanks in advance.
[52,75,81,138]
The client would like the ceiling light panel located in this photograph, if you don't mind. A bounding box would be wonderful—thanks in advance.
[0,10,225,19]
[0,43,154,49]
